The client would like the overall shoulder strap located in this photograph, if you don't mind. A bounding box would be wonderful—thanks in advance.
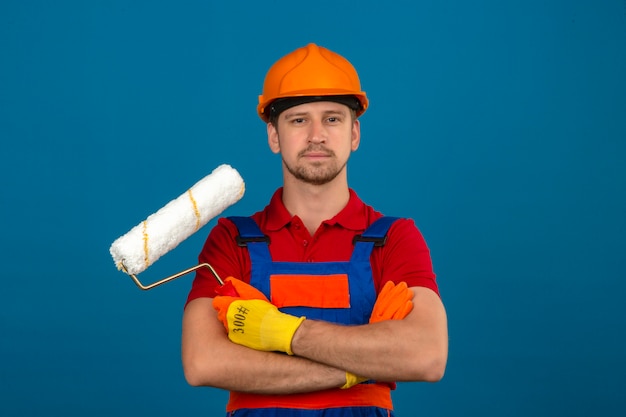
[226,216,271,296]
[227,215,271,259]
[351,216,401,261]
[354,216,401,245]
[227,216,270,247]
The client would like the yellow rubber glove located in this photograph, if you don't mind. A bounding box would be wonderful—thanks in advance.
[342,281,414,389]
[213,297,305,355]
[341,372,368,390]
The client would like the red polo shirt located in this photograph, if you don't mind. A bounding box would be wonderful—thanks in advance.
[186,188,438,305]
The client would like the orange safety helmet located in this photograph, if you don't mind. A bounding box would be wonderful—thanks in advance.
[257,43,369,122]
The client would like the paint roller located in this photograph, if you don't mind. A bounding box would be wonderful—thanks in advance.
[110,164,245,290]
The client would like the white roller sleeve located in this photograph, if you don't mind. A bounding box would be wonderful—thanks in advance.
[110,164,245,275]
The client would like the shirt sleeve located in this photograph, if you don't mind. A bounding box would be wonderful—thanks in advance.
[374,218,440,296]
[184,218,251,307]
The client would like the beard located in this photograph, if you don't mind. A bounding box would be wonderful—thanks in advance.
[283,146,347,186]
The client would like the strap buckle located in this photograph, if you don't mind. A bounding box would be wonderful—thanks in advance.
[352,235,388,247]
[236,235,271,247]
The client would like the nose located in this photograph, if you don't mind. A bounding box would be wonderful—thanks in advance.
[308,119,327,144]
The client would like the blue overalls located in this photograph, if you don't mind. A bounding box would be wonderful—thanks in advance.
[225,216,399,417]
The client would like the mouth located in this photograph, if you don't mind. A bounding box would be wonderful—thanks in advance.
[299,148,334,159]
[302,152,331,158]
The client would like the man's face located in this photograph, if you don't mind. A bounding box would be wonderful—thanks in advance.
[267,101,360,186]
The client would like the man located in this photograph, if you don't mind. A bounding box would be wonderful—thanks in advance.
[182,43,448,416]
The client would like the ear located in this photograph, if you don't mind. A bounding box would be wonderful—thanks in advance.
[267,122,280,154]
[351,119,361,151]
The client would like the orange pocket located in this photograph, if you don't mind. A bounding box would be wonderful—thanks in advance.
[270,274,350,308]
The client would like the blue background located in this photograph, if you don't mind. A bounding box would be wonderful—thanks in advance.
[1,1,625,415]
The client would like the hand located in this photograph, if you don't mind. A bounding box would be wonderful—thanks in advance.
[213,297,305,355]
[343,281,414,389]
[369,281,414,323]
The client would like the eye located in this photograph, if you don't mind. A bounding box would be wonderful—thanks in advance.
[326,115,343,124]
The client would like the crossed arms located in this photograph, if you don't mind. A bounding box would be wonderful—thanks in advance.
[181,285,447,394]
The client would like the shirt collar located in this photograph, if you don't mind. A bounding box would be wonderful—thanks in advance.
[265,188,292,231]
[265,188,367,232]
